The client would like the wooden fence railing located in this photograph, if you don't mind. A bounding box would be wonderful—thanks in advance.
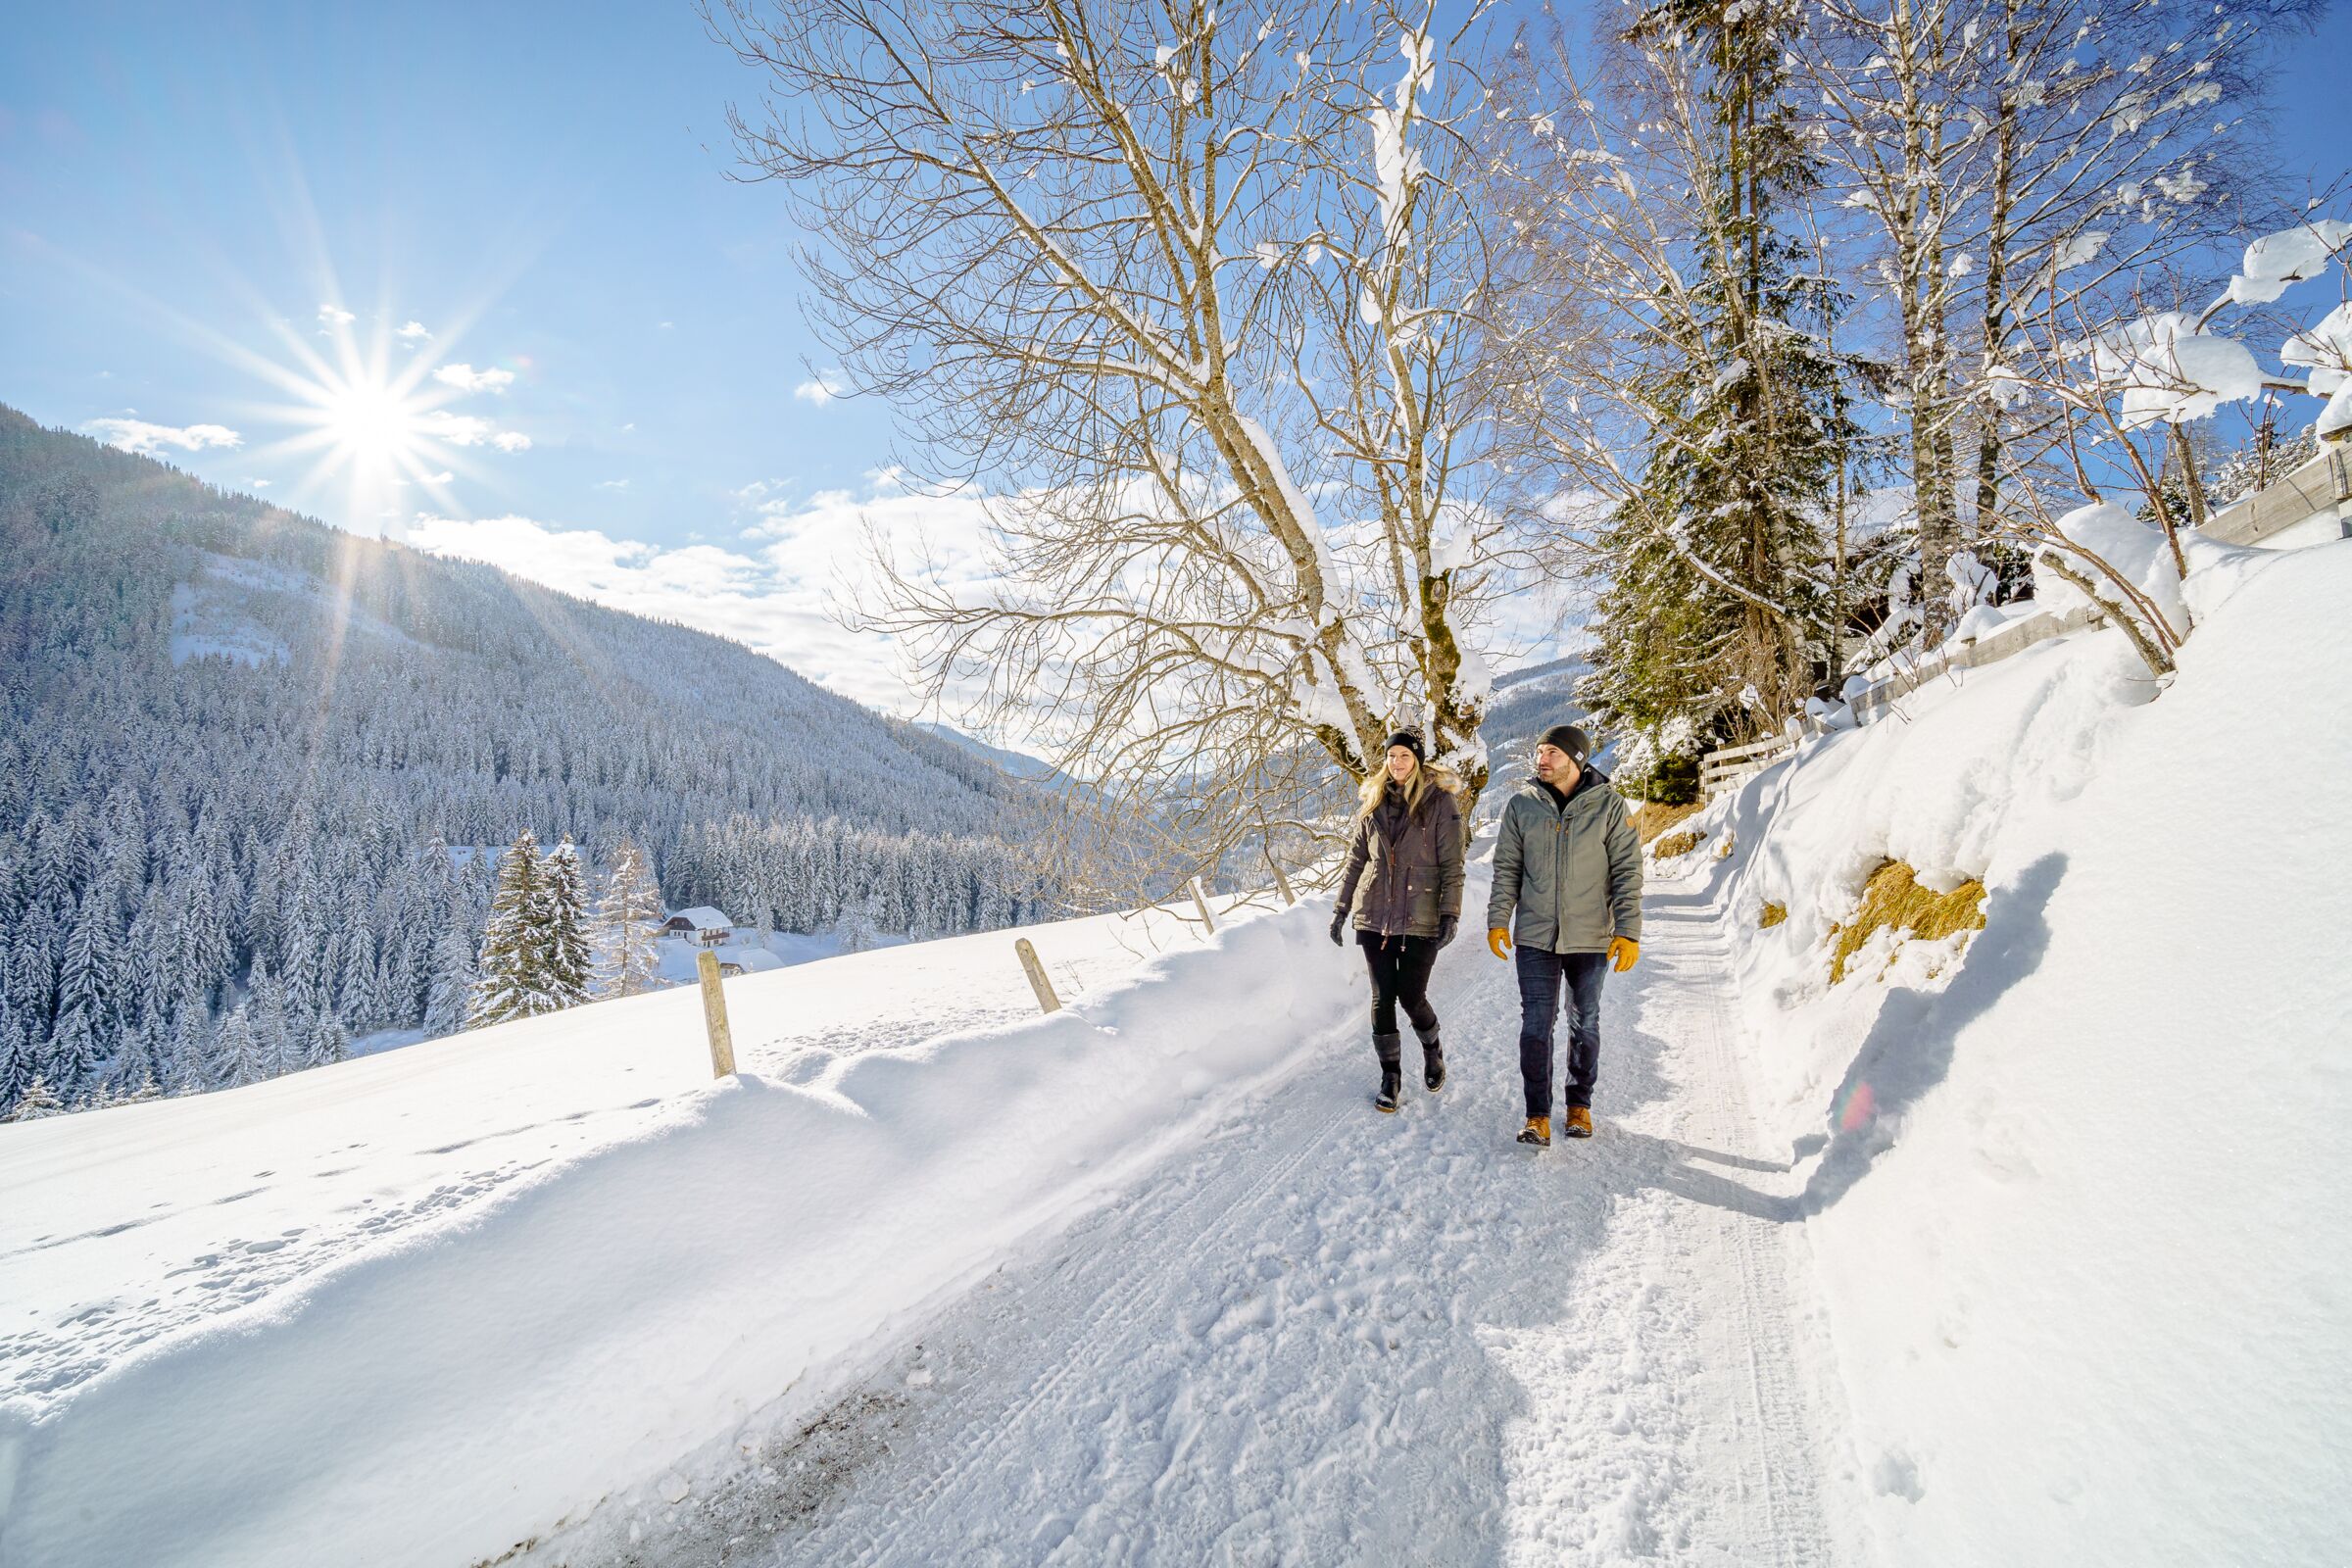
[2202,443,2352,547]
[1700,603,2106,799]
[1692,442,2349,800]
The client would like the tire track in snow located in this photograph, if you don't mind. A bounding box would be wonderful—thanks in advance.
[831,1087,1358,1567]
[533,867,1850,1567]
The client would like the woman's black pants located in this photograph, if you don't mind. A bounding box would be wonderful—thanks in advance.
[1357,931,1441,1041]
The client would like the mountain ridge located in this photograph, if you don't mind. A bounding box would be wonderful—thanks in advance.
[0,403,1060,1114]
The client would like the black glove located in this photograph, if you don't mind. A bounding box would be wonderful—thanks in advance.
[1329,909,1348,947]
[1438,914,1458,948]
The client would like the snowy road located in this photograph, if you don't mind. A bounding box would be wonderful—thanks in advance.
[528,864,1856,1566]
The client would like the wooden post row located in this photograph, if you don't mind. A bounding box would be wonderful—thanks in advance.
[695,948,738,1078]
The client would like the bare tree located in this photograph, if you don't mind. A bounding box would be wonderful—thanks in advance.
[592,840,664,1000]
[708,0,1519,895]
[1984,212,2348,676]
[1800,0,2324,641]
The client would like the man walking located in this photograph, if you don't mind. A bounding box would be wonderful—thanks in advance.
[1486,724,1643,1147]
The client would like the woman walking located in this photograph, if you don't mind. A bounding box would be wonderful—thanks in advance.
[1329,731,1466,1113]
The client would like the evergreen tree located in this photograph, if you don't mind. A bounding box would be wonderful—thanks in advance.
[245,956,296,1080]
[209,1003,270,1088]
[163,1000,215,1096]
[424,902,480,1037]
[0,993,28,1110]
[303,1008,350,1069]
[49,893,120,1096]
[1584,0,1862,746]
[467,830,552,1028]
[540,836,593,1010]
[5,1073,66,1122]
[592,839,664,1000]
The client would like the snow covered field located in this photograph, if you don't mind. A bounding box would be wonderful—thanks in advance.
[5,527,2347,1567]
[0,899,1314,1567]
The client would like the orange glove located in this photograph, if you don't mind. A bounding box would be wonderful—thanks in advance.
[1608,936,1640,973]
[1488,926,1513,960]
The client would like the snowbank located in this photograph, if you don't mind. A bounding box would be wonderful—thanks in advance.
[1682,536,2352,1562]
[0,898,1359,1568]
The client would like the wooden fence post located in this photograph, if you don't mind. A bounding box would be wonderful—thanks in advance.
[1014,938,1062,1013]
[1266,847,1297,907]
[1188,876,1217,935]
[695,949,738,1078]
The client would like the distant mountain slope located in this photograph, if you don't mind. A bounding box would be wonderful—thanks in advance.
[915,721,1059,782]
[1479,655,1594,778]
[0,405,1056,1113]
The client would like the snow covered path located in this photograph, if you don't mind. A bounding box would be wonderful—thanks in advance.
[531,865,1855,1567]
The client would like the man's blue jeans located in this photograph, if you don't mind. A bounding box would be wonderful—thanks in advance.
[1516,945,1609,1117]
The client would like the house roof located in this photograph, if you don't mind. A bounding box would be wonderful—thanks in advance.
[667,906,733,929]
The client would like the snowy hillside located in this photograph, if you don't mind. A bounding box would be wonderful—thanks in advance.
[0,407,1058,1118]
[1673,530,2352,1563]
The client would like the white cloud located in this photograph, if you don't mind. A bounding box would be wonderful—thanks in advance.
[405,479,1005,715]
[84,417,243,456]
[416,411,496,446]
[247,477,271,488]
[397,320,430,341]
[422,469,454,484]
[596,478,631,490]
[793,372,848,406]
[318,303,355,327]
[411,413,531,453]
[433,362,515,394]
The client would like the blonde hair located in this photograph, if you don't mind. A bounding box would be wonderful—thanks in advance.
[1354,751,1456,821]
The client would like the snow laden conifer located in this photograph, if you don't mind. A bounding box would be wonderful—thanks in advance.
[468,830,553,1029]
[540,836,593,1012]
[302,1009,350,1069]
[49,894,121,1097]
[423,906,478,1037]
[209,1001,272,1089]
[3,1073,66,1122]
[1580,0,1859,748]
[592,840,663,1000]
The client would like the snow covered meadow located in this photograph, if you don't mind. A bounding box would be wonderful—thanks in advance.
[1,897,1353,1567]
[6,520,2347,1566]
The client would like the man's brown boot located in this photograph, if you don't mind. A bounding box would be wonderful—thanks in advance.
[1516,1115,1550,1148]
[1564,1106,1593,1138]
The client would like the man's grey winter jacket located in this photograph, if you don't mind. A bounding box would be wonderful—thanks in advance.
[1485,767,1643,955]
[1336,782,1465,940]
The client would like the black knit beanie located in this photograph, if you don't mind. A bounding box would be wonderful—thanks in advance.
[1383,729,1426,761]
[1538,723,1590,763]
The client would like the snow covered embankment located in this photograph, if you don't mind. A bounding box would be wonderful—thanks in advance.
[1672,532,2352,1565]
[0,901,1359,1568]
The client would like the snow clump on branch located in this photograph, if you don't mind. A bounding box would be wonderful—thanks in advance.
[2224,220,2352,306]
[2074,312,2264,428]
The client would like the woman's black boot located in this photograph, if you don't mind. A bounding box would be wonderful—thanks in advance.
[1417,1025,1446,1093]
[1373,1032,1403,1113]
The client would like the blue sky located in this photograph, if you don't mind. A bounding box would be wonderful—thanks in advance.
[2,2,898,531]
[1,1,961,708]
[3,1,2347,712]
